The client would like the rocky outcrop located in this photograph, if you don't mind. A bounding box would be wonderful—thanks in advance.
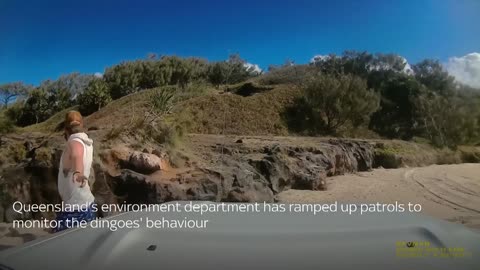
[247,139,374,193]
[154,169,222,202]
[128,152,164,174]
[111,158,275,203]
[0,135,377,221]
[98,138,375,205]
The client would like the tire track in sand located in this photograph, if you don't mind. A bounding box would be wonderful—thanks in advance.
[406,166,480,214]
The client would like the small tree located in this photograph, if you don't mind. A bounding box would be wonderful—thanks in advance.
[77,79,112,115]
[226,53,254,83]
[412,59,454,94]
[207,62,230,88]
[301,73,380,134]
[4,102,24,126]
[104,61,142,99]
[369,75,423,139]
[207,54,257,87]
[413,91,479,148]
[49,73,94,96]
[0,82,31,107]
[17,88,50,125]
[38,79,74,113]
[163,56,195,89]
[0,109,15,134]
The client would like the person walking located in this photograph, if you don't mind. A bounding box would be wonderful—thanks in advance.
[54,111,96,232]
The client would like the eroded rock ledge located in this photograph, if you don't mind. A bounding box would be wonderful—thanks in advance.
[100,138,375,206]
[0,135,383,221]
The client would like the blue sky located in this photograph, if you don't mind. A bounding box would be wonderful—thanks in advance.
[0,0,479,85]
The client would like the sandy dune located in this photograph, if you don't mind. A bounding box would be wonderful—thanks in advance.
[278,163,480,230]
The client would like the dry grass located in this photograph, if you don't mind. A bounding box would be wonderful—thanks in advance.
[34,147,54,165]
[19,106,79,133]
[85,84,217,131]
[177,84,302,135]
[457,146,480,163]
[85,90,152,130]
[373,140,480,168]
[8,143,26,163]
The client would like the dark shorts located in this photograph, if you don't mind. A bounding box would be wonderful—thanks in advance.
[53,203,96,233]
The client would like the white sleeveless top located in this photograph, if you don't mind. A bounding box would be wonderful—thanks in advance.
[58,132,95,207]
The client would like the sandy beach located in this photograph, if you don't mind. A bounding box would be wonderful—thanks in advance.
[279,163,480,230]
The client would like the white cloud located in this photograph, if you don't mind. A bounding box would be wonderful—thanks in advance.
[94,72,103,78]
[310,55,330,63]
[243,63,262,74]
[401,57,414,75]
[445,52,480,88]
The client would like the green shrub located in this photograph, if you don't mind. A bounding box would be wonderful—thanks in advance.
[77,78,112,115]
[143,86,176,127]
[284,73,380,135]
[4,102,24,125]
[373,148,403,168]
[149,87,175,114]
[458,147,480,163]
[412,87,480,149]
[105,56,210,99]
[436,150,461,165]
[16,88,50,126]
[369,76,422,140]
[0,113,15,134]
[207,54,257,87]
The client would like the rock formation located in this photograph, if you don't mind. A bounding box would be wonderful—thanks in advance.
[0,135,378,221]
